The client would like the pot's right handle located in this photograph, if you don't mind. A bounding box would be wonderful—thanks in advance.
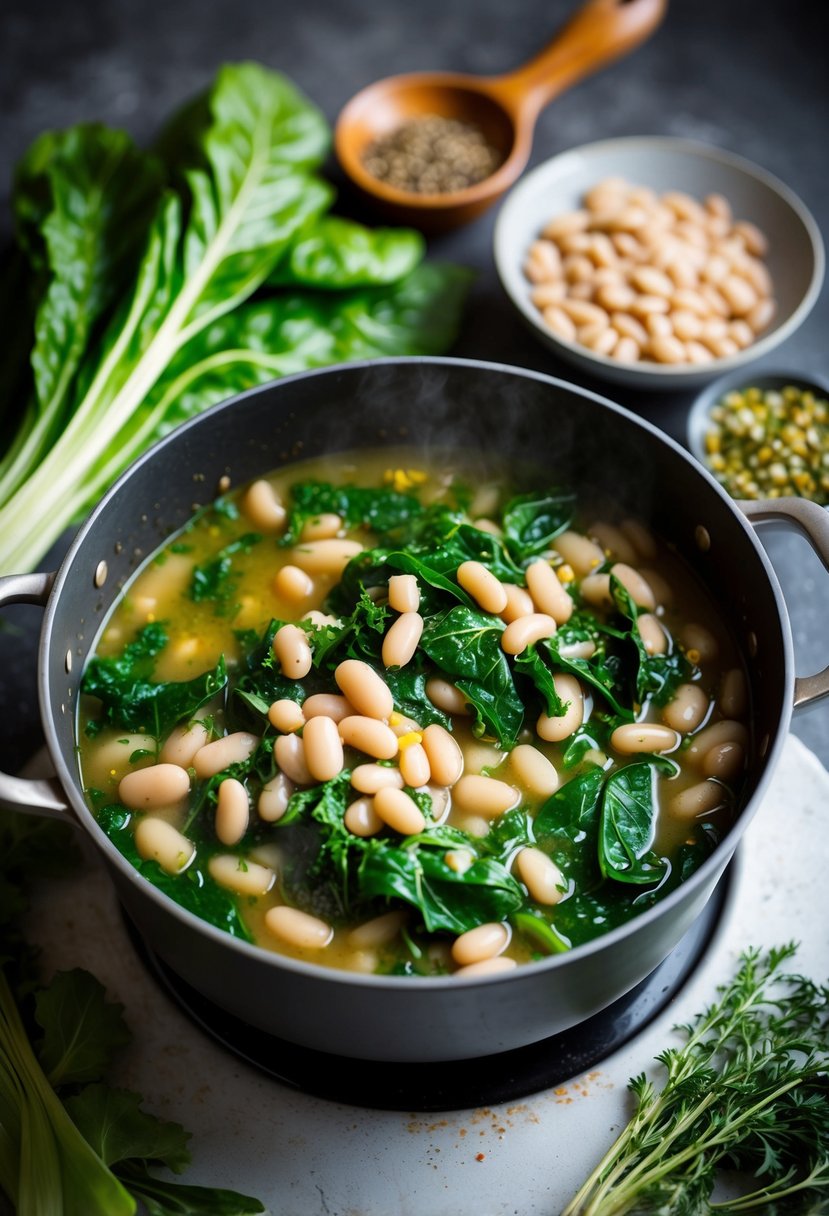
[0,572,75,822]
[738,497,829,710]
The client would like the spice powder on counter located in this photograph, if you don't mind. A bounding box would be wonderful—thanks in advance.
[361,114,502,194]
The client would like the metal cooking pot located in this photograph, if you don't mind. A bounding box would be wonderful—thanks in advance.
[2,357,828,1063]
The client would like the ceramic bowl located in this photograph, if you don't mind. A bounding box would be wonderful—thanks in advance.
[686,366,829,489]
[493,136,824,391]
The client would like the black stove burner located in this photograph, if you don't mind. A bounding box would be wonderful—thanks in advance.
[125,869,731,1112]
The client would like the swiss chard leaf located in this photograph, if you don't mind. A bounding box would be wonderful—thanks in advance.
[64,1084,190,1172]
[502,489,575,561]
[269,215,425,289]
[190,531,262,611]
[419,605,524,744]
[359,840,523,934]
[599,758,676,885]
[115,1161,265,1215]
[81,624,227,740]
[35,970,131,1089]
[282,480,424,545]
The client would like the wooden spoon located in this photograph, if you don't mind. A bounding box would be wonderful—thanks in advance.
[334,0,668,232]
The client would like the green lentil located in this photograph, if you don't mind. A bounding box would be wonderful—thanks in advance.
[361,114,502,195]
[703,383,829,503]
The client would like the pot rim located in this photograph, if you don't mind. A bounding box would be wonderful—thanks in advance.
[39,355,796,990]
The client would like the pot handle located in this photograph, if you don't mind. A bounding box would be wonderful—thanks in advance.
[0,572,75,822]
[737,497,829,710]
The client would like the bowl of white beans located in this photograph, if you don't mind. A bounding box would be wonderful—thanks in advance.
[493,136,824,390]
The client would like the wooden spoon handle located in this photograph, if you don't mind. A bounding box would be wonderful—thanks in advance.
[489,0,668,121]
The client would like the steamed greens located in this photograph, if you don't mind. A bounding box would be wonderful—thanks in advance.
[0,62,471,575]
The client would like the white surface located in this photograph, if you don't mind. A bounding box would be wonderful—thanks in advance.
[492,135,825,392]
[26,732,829,1216]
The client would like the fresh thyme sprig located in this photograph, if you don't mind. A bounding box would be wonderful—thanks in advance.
[563,943,829,1216]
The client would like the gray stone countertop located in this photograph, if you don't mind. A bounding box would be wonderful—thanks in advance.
[0,0,827,770]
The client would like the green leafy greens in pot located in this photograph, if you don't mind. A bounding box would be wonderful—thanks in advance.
[0,62,472,575]
[79,456,745,974]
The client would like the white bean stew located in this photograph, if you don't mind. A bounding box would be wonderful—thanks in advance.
[78,448,750,975]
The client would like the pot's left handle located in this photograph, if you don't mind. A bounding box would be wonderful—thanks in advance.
[738,497,829,710]
[0,572,75,822]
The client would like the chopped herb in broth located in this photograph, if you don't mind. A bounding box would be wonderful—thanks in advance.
[78,448,750,976]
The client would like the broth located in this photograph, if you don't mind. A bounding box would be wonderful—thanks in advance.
[78,447,750,977]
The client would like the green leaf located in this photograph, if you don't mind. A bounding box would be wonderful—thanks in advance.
[115,1160,265,1215]
[282,479,424,545]
[269,214,425,288]
[502,489,575,561]
[359,839,523,934]
[599,759,675,884]
[0,124,162,505]
[35,970,132,1088]
[81,623,227,739]
[65,1085,190,1172]
[419,605,524,745]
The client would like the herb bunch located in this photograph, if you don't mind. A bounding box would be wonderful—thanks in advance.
[564,943,829,1215]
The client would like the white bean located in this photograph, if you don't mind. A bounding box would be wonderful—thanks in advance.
[680,623,719,663]
[421,723,464,786]
[514,847,564,905]
[299,513,343,542]
[302,714,344,782]
[553,530,605,577]
[382,611,424,669]
[451,774,519,819]
[610,723,680,754]
[272,623,312,679]
[662,683,709,733]
[265,906,332,949]
[335,659,394,720]
[610,563,656,610]
[208,854,275,896]
[500,583,535,623]
[453,956,518,978]
[398,741,431,789]
[637,612,668,655]
[348,910,407,950]
[580,572,613,609]
[159,722,210,768]
[388,574,420,613]
[302,693,354,722]
[193,732,259,779]
[338,715,399,760]
[273,732,313,785]
[686,720,748,766]
[501,613,558,655]
[240,480,286,532]
[426,677,470,716]
[134,817,195,874]
[267,698,305,733]
[702,741,745,780]
[344,795,385,837]
[350,763,405,794]
[119,763,190,810]
[451,922,509,966]
[258,772,294,822]
[525,559,574,623]
[373,787,426,836]
[273,564,314,603]
[289,538,363,577]
[215,777,249,846]
[536,674,584,742]
[670,780,727,819]
[456,560,508,615]
[509,744,559,798]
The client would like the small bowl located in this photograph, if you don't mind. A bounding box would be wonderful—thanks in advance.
[493,136,825,391]
[686,367,829,495]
